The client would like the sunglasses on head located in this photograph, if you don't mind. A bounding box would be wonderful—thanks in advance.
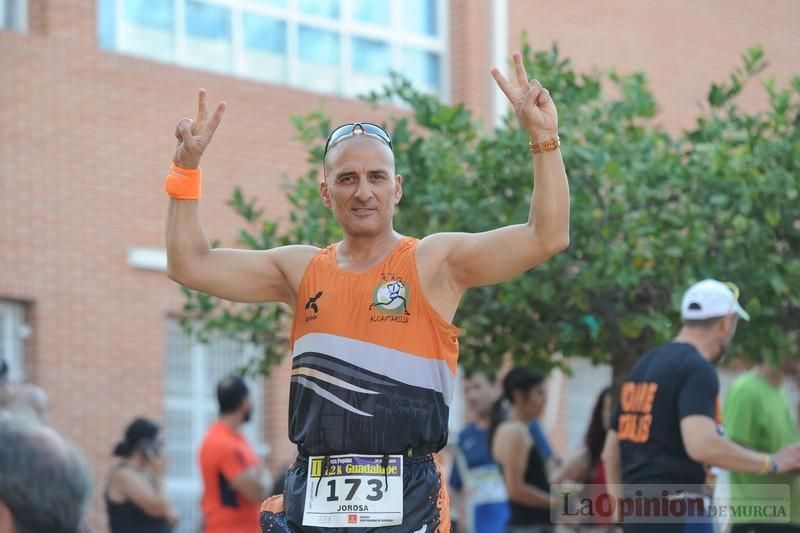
[723,281,741,301]
[323,122,392,158]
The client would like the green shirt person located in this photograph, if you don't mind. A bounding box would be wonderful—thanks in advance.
[724,363,800,530]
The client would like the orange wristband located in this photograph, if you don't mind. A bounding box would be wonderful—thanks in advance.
[165,164,202,200]
[529,136,560,154]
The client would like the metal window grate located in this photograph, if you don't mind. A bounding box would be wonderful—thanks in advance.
[0,301,26,383]
[164,320,267,533]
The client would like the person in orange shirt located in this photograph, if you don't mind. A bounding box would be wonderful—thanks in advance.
[199,375,273,533]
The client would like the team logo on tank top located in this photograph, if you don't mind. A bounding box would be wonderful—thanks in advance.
[304,291,323,322]
[369,274,410,323]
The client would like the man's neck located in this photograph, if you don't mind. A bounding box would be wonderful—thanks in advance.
[337,230,401,270]
[756,363,783,388]
[475,415,490,430]
[218,414,241,431]
[674,328,717,363]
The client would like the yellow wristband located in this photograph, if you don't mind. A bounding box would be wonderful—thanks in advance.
[165,164,202,200]
[760,453,772,475]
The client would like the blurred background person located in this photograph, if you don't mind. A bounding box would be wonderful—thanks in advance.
[525,369,561,475]
[724,358,800,533]
[0,412,92,533]
[15,384,49,424]
[0,368,49,425]
[490,367,556,533]
[498,362,562,471]
[0,360,15,414]
[105,417,177,533]
[200,375,272,533]
[603,280,800,533]
[450,369,509,532]
[530,412,562,476]
[554,387,613,532]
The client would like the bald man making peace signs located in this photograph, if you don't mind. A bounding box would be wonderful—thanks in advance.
[165,51,569,533]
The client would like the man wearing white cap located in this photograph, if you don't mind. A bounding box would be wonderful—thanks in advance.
[601,280,800,532]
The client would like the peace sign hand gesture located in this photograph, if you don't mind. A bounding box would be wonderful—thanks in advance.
[491,51,558,141]
[173,89,226,170]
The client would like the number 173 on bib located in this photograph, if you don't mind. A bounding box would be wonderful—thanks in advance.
[303,454,404,528]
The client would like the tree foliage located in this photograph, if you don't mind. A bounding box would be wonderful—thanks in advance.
[182,43,800,383]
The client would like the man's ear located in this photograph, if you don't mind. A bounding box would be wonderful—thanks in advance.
[394,174,403,205]
[320,180,332,208]
[719,315,735,335]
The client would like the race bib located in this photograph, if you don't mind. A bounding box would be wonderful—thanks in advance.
[469,464,508,505]
[303,454,404,528]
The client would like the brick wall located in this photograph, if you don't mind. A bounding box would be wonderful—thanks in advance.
[506,0,800,131]
[449,0,494,127]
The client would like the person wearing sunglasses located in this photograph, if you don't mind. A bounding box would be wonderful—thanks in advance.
[165,51,569,533]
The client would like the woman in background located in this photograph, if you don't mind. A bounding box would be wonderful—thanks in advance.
[106,417,177,533]
[490,367,556,533]
[555,387,613,532]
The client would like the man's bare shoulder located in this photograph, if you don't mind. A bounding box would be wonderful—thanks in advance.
[417,232,466,254]
[415,232,465,272]
[270,245,323,296]
[270,244,322,269]
[271,244,321,258]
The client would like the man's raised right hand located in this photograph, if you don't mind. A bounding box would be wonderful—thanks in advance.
[172,89,226,170]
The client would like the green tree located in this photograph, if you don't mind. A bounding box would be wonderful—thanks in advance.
[182,43,800,383]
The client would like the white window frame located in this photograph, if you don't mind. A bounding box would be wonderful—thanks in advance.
[104,0,449,99]
[447,365,465,441]
[164,320,268,533]
[0,301,28,382]
[1,0,27,31]
[562,356,612,451]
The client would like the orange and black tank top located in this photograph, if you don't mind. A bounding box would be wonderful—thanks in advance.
[289,236,460,457]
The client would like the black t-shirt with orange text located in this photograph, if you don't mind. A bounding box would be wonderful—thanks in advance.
[611,342,719,486]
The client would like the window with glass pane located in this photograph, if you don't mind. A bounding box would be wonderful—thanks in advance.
[0,302,25,383]
[184,0,232,73]
[403,0,437,36]
[94,0,446,99]
[297,25,340,92]
[117,0,175,62]
[97,0,116,48]
[125,0,173,29]
[1,0,25,31]
[403,47,440,91]
[298,26,338,64]
[247,0,286,7]
[298,0,339,19]
[352,37,390,75]
[242,12,287,83]
[350,37,390,97]
[352,0,389,26]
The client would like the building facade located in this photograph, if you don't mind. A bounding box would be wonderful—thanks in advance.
[1,0,798,530]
